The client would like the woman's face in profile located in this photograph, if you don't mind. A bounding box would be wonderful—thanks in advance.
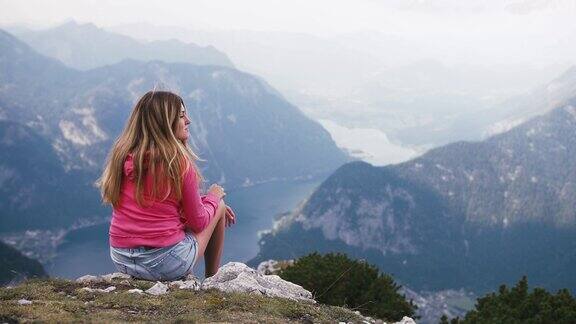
[176,103,191,141]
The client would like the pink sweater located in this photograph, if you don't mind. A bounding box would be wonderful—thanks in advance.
[109,153,221,248]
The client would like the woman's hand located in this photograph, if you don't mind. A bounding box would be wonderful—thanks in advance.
[225,205,236,227]
[208,183,226,200]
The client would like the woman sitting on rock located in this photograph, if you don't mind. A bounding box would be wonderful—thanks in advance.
[98,90,236,281]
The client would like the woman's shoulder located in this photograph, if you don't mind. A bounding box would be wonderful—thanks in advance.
[182,159,203,186]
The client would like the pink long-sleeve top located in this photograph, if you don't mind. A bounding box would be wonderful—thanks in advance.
[109,153,221,248]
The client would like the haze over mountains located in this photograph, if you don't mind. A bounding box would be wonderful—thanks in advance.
[10,21,573,165]
[0,28,348,232]
[106,22,571,163]
[7,21,234,70]
[252,97,576,295]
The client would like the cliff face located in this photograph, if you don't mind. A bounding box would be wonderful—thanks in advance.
[0,240,46,286]
[0,120,104,232]
[252,100,576,295]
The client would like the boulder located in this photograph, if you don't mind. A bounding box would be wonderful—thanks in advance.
[146,282,169,295]
[201,262,313,302]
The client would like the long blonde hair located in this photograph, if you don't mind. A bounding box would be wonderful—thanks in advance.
[97,90,203,208]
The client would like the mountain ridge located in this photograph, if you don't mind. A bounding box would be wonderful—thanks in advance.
[0,29,349,233]
[252,99,576,295]
[6,21,234,70]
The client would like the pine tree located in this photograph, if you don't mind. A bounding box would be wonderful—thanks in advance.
[458,276,576,323]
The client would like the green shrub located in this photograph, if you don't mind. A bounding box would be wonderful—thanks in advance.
[279,252,417,321]
[448,276,576,324]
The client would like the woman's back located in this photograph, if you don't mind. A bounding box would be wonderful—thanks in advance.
[109,153,186,248]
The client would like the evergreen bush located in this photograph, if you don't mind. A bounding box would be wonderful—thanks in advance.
[279,252,417,321]
[444,276,576,323]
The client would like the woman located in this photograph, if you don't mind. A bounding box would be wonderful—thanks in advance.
[98,90,236,281]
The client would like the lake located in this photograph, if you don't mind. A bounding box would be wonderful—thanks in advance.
[45,178,323,279]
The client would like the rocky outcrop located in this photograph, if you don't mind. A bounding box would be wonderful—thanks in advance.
[73,262,416,323]
[203,262,313,302]
[74,262,312,302]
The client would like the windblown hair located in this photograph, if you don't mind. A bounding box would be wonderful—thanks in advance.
[97,90,203,208]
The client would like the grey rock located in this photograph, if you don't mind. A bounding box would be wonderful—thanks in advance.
[75,275,101,284]
[101,272,131,282]
[393,316,417,324]
[80,286,116,293]
[17,298,32,305]
[257,259,279,275]
[201,262,313,302]
[102,286,116,293]
[169,277,201,291]
[300,313,313,324]
[169,280,185,288]
[146,281,169,295]
[180,280,201,290]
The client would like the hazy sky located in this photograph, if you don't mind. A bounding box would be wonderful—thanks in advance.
[1,0,574,34]
[2,0,575,68]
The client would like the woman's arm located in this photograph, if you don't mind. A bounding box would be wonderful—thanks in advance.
[181,168,222,233]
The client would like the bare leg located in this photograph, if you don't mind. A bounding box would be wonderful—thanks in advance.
[194,201,227,277]
[204,214,225,277]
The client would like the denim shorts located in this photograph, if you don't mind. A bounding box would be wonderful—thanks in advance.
[110,231,198,281]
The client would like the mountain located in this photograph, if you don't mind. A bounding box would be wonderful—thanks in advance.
[0,120,106,231]
[7,21,234,70]
[484,65,576,136]
[251,99,576,295]
[0,29,349,232]
[108,23,568,151]
[0,240,47,286]
[108,23,384,96]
